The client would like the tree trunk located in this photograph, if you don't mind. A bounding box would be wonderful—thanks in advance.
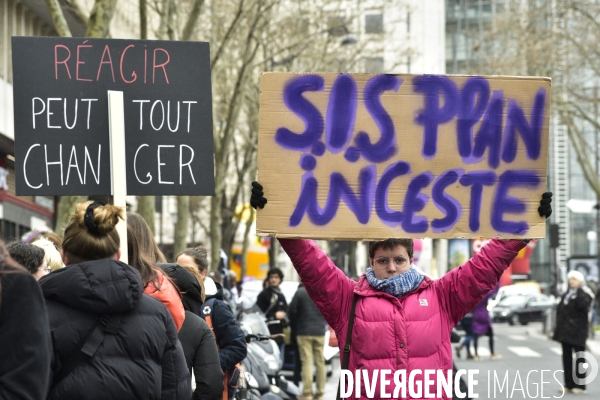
[210,192,222,271]
[86,0,118,38]
[139,0,147,39]
[67,0,89,26]
[174,196,189,256]
[45,0,72,37]
[240,207,254,279]
[181,0,206,41]
[56,196,88,237]
[136,196,155,233]
[269,238,277,270]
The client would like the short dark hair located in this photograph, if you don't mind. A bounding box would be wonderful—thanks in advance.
[368,239,414,259]
[267,268,284,280]
[6,241,45,274]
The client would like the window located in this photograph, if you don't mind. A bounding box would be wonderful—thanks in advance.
[365,14,383,34]
[327,16,348,37]
[2,221,16,242]
[364,57,384,73]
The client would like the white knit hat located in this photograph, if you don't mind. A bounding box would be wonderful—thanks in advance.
[567,270,586,284]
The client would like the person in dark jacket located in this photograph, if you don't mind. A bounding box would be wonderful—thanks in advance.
[256,268,289,337]
[159,263,224,400]
[176,247,247,397]
[0,243,52,400]
[288,283,327,400]
[40,201,191,400]
[553,270,595,395]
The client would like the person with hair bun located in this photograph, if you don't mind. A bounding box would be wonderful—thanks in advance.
[39,201,191,400]
[127,212,185,331]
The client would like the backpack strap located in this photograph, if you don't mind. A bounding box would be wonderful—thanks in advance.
[200,298,217,335]
[52,313,122,388]
[337,294,359,400]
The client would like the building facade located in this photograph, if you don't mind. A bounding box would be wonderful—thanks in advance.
[444,0,600,288]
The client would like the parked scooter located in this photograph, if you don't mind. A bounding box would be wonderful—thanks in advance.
[238,312,301,400]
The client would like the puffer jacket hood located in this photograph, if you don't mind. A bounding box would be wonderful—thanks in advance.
[158,263,203,315]
[40,258,142,314]
[205,277,224,301]
[40,259,192,400]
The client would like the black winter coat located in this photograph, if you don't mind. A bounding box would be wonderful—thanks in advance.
[288,286,326,336]
[552,287,594,347]
[157,263,225,399]
[0,265,52,400]
[40,259,191,400]
[179,311,224,400]
[256,287,288,335]
[202,282,247,371]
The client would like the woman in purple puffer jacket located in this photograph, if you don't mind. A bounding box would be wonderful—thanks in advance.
[251,183,552,400]
[471,284,500,361]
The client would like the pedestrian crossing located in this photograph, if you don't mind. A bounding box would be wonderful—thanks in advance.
[550,347,562,355]
[507,335,527,341]
[507,346,542,357]
[466,345,596,358]
[463,337,600,358]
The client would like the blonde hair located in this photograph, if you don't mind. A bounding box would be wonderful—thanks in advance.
[32,237,64,271]
[62,201,124,265]
[179,264,206,302]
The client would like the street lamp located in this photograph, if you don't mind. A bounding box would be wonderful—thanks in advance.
[341,34,358,46]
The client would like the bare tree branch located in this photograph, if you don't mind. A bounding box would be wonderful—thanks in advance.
[64,0,89,26]
[86,0,118,38]
[140,0,148,39]
[45,0,72,37]
[210,0,248,69]
[181,0,206,41]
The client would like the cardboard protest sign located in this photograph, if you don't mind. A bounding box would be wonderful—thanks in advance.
[257,73,550,240]
[12,37,214,196]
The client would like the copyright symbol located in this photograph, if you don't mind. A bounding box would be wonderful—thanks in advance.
[572,351,598,385]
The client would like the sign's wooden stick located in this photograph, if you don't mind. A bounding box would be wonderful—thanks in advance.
[108,91,128,263]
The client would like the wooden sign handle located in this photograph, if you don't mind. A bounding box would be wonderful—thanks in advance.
[108,91,128,263]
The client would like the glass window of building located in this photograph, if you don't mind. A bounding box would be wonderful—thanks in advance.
[365,14,383,34]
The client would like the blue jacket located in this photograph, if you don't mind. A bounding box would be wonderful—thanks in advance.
[201,282,247,371]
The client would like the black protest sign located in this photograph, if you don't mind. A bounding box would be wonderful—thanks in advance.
[12,37,214,196]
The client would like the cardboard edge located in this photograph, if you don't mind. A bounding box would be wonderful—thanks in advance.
[255,230,546,241]
[259,71,552,83]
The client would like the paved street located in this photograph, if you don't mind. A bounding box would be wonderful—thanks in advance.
[322,323,600,399]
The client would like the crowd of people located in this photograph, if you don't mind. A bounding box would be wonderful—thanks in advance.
[0,189,598,399]
[0,201,246,400]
